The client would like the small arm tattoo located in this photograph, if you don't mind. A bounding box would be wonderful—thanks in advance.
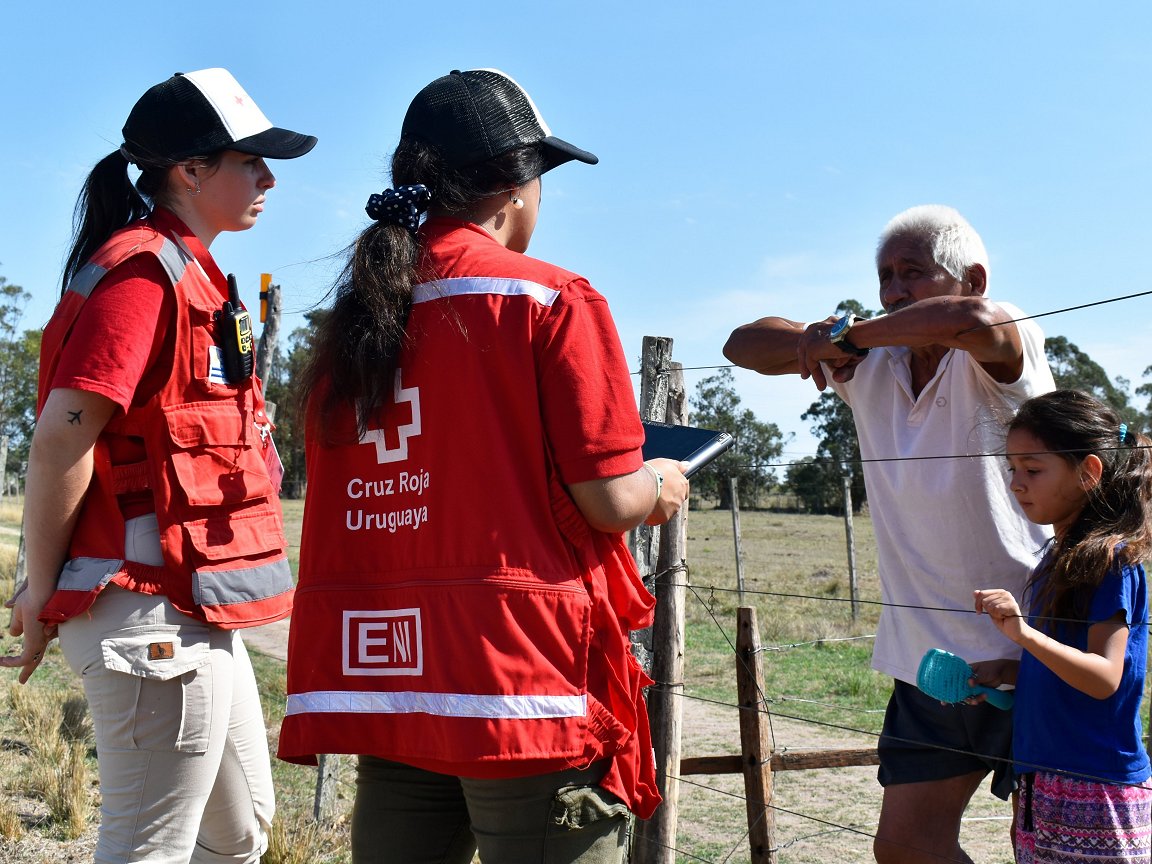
[67,410,83,425]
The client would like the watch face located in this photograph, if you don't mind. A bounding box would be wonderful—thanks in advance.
[830,315,851,339]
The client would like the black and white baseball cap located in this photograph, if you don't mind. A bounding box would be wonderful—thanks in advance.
[121,68,317,165]
[401,69,597,173]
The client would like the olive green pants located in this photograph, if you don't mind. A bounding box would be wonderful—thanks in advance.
[351,756,632,864]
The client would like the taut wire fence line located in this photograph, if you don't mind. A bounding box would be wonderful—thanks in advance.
[629,283,1152,860]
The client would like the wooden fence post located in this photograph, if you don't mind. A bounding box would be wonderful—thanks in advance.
[634,358,687,864]
[630,336,674,671]
[313,753,342,823]
[257,281,281,424]
[736,606,776,863]
[729,477,745,606]
[256,280,280,384]
[841,465,859,622]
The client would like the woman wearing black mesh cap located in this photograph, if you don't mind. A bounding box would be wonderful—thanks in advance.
[3,69,314,862]
[281,68,688,862]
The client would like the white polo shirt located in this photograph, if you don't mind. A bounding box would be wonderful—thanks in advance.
[831,302,1055,684]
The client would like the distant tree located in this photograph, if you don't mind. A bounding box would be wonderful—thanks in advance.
[688,368,784,509]
[262,309,327,498]
[1044,335,1140,424]
[799,392,866,513]
[0,276,40,484]
[784,457,838,514]
[1136,364,1152,428]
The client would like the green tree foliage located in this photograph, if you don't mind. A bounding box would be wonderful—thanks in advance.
[688,368,783,508]
[261,310,327,498]
[796,392,866,514]
[788,300,872,514]
[1044,335,1140,423]
[1136,365,1152,427]
[0,276,41,484]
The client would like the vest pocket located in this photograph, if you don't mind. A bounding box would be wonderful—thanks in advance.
[184,506,287,561]
[164,401,276,507]
[188,299,236,395]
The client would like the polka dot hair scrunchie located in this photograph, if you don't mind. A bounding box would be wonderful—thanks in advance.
[364,184,432,234]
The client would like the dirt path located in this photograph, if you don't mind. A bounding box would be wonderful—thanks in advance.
[242,615,290,660]
[676,696,1013,862]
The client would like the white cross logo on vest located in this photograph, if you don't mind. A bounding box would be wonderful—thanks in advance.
[358,369,421,463]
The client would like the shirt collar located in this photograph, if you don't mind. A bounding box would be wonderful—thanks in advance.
[147,207,227,291]
[419,215,498,245]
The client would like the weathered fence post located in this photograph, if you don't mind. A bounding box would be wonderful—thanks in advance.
[256,280,280,384]
[313,753,342,823]
[257,279,281,423]
[729,477,745,606]
[841,465,859,622]
[736,606,776,863]
[634,355,687,864]
[630,336,674,671]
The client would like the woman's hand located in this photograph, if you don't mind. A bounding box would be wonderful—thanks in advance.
[643,458,690,526]
[2,581,58,684]
[2,387,116,684]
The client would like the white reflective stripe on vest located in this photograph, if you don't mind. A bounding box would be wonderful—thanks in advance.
[286,690,587,720]
[412,276,560,307]
[192,558,294,606]
[68,236,190,299]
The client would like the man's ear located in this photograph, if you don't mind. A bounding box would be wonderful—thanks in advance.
[965,263,988,297]
[1080,453,1104,492]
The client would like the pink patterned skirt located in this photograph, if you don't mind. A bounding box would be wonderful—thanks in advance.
[1016,771,1152,863]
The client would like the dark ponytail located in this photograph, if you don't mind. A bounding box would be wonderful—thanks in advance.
[300,140,546,439]
[61,149,222,296]
[61,151,153,295]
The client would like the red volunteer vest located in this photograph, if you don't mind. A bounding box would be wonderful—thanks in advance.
[37,216,293,628]
[279,221,659,817]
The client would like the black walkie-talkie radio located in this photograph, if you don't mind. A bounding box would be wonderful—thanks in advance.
[217,274,254,384]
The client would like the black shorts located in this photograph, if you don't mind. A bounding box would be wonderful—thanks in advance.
[877,679,1015,800]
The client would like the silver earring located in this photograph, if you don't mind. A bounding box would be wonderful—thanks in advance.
[186,181,201,196]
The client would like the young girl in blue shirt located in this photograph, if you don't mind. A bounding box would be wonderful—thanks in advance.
[974,389,1152,863]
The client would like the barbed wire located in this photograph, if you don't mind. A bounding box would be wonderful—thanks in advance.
[629,285,1152,380]
[671,772,996,863]
[758,633,877,653]
[955,288,1152,333]
[662,587,1152,790]
[640,565,1152,629]
[710,441,1152,472]
[626,284,1152,858]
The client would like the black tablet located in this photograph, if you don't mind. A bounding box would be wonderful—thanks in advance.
[641,421,735,478]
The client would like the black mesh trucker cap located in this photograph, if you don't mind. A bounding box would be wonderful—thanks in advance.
[121,68,317,165]
[401,69,597,173]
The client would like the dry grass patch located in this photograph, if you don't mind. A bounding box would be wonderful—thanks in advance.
[264,809,350,864]
[7,683,95,840]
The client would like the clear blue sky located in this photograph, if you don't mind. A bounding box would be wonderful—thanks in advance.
[4,2,1150,461]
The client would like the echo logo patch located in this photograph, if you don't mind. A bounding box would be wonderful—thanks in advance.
[342,609,423,676]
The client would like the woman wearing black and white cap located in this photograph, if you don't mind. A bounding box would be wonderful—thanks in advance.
[2,68,314,862]
[280,69,688,862]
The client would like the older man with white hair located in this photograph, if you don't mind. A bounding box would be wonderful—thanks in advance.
[724,205,1055,864]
